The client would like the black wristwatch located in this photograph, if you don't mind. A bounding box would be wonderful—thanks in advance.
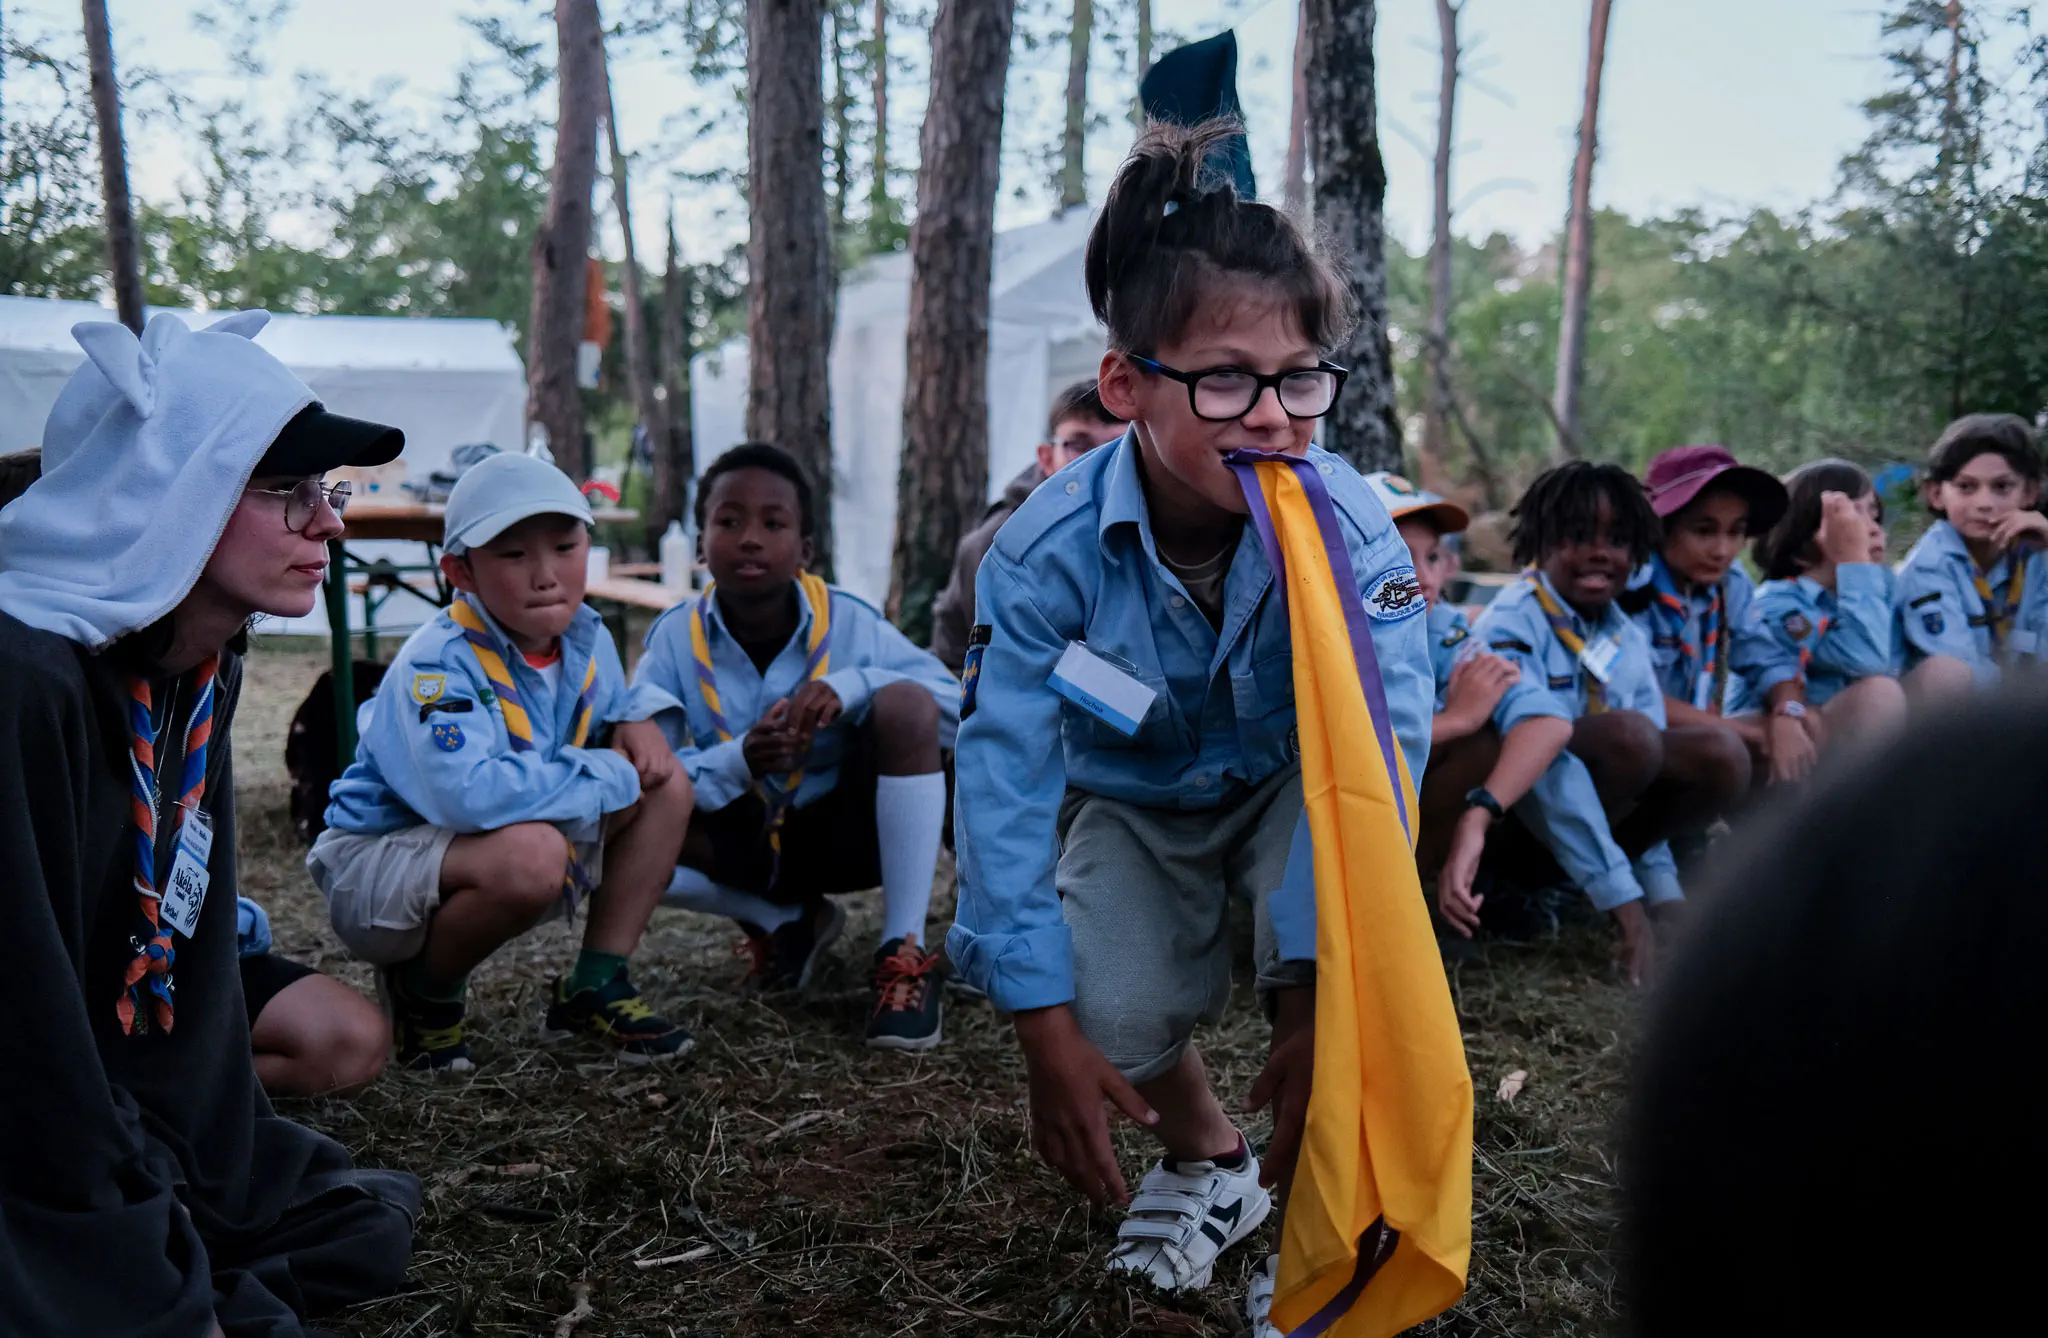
[1464,786,1505,821]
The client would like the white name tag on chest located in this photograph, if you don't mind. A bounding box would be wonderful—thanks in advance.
[158,806,214,940]
[1579,635,1621,685]
[1050,642,1158,737]
[2012,629,2040,657]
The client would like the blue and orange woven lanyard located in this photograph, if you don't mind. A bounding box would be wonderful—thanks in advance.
[449,596,601,911]
[1648,557,1729,714]
[688,571,832,884]
[1972,547,2028,658]
[118,656,218,1035]
[1528,576,1612,714]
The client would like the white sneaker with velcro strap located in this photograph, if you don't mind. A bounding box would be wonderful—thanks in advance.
[1106,1144,1271,1291]
[1246,1252,1282,1337]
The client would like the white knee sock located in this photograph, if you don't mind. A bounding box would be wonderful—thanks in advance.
[663,867,801,930]
[874,771,946,947]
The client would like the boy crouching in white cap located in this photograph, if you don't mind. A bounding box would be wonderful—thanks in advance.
[310,452,694,1071]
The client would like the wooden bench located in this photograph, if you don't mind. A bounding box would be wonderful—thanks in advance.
[584,576,693,613]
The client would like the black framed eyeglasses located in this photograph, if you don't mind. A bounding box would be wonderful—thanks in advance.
[1126,355,1349,422]
[248,478,352,533]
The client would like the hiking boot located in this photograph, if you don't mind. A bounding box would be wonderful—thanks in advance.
[865,936,945,1051]
[1107,1140,1270,1291]
[377,964,475,1074]
[542,968,694,1065]
[736,897,845,994]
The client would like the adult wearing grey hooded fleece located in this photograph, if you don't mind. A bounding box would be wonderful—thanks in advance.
[0,311,418,1337]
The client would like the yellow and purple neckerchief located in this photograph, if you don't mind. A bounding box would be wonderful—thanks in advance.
[688,571,832,885]
[449,596,600,910]
[1972,546,2028,658]
[1647,555,1729,713]
[118,655,218,1035]
[1528,575,1611,714]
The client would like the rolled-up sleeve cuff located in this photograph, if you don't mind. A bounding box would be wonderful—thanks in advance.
[823,667,879,720]
[686,737,755,810]
[945,922,1075,1012]
[1494,684,1573,735]
[1635,849,1684,905]
[611,682,683,724]
[1582,864,1647,913]
[1752,662,1802,694]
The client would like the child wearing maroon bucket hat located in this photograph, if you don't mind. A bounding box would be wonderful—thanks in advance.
[1621,445,1816,787]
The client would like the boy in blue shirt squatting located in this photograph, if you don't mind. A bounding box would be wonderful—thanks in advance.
[633,443,959,1051]
[1432,463,1750,986]
[949,122,1433,1338]
[313,454,695,1071]
[1751,460,1909,743]
[1896,413,2048,694]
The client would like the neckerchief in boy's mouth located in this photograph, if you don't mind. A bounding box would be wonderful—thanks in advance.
[450,595,600,912]
[1648,556,1728,714]
[1527,574,1611,714]
[118,656,218,1035]
[1972,544,2029,658]
[689,570,832,886]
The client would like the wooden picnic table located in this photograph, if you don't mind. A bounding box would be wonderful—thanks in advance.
[321,501,638,761]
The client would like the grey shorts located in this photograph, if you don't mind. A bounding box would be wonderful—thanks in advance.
[1058,763,1311,1084]
[306,825,456,966]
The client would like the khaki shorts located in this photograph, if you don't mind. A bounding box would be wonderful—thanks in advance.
[1057,763,1312,1084]
[307,825,456,966]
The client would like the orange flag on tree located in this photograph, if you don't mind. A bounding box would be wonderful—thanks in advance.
[1226,449,1474,1338]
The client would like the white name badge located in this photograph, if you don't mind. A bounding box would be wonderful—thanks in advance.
[158,806,214,940]
[2013,629,2040,657]
[1579,635,1621,685]
[1049,642,1159,737]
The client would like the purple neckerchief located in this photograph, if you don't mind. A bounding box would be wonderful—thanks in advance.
[1223,448,1409,837]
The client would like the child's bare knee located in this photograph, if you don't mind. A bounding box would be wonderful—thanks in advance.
[872,680,939,735]
[330,1006,391,1095]
[1688,726,1752,799]
[1576,711,1663,791]
[494,823,571,907]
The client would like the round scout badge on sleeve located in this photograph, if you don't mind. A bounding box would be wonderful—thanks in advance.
[1365,566,1426,621]
[1783,612,1812,642]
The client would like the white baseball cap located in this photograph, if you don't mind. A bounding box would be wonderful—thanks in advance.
[442,452,593,554]
[1362,471,1470,533]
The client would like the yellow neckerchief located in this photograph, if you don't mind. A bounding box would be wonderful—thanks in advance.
[1972,547,2028,657]
[688,571,832,880]
[1527,573,1610,714]
[448,596,600,750]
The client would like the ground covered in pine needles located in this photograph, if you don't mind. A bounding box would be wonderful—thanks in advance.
[236,640,1634,1338]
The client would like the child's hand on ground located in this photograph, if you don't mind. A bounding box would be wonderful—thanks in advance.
[1816,491,1873,566]
[1014,1005,1159,1207]
[1612,900,1657,988]
[744,700,804,777]
[610,719,680,790]
[1765,711,1818,785]
[1437,808,1490,938]
[1991,508,2048,551]
[1246,986,1315,1197]
[782,681,843,755]
[1441,655,1518,736]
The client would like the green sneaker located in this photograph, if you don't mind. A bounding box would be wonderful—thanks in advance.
[376,965,475,1074]
[542,968,694,1064]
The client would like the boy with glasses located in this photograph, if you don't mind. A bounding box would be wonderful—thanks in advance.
[313,453,694,1071]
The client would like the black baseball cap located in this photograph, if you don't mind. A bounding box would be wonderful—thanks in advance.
[254,403,404,478]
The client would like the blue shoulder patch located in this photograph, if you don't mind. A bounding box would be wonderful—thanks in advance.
[430,721,466,752]
[1923,610,1946,636]
[959,624,990,720]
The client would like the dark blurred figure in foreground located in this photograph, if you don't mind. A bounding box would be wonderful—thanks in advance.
[1625,690,2047,1333]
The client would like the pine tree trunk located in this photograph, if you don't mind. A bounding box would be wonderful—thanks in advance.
[830,1,853,239]
[1551,0,1613,459]
[1059,0,1092,212]
[867,0,893,249]
[1283,0,1310,217]
[1305,0,1402,473]
[660,216,696,540]
[528,0,605,479]
[886,0,1017,640]
[748,0,837,573]
[1421,0,1457,471]
[601,53,670,550]
[81,0,143,334]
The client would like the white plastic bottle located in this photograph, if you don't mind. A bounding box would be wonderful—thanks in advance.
[659,520,690,590]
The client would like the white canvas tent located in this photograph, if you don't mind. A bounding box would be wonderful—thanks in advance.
[691,210,1107,606]
[0,295,528,635]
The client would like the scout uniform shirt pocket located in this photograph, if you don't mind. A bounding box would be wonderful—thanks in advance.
[1230,649,1298,767]
[1055,643,1177,750]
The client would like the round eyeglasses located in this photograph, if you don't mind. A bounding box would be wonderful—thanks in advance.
[1127,355,1349,422]
[248,478,352,533]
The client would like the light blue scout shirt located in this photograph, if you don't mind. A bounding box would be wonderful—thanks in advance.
[1753,564,1896,707]
[1896,518,2048,684]
[1625,557,1798,714]
[325,596,675,835]
[633,583,960,813]
[948,435,1434,1012]
[1428,600,1472,712]
[1469,573,1682,912]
